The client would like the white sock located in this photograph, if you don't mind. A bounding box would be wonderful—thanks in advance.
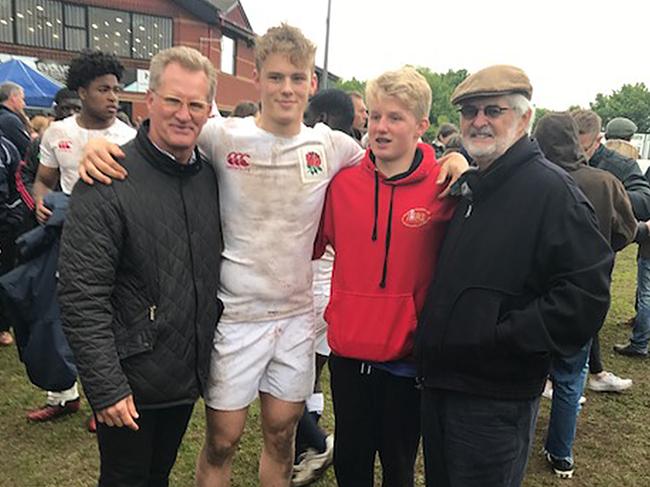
[306,392,324,415]
[46,382,79,406]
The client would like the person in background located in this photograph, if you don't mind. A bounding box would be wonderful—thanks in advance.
[0,81,30,157]
[291,87,355,486]
[27,50,135,427]
[231,100,259,118]
[571,109,650,392]
[432,122,459,159]
[534,111,637,478]
[347,91,368,143]
[605,117,639,160]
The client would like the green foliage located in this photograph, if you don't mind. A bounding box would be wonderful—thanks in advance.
[333,77,366,95]
[415,67,467,134]
[590,83,650,132]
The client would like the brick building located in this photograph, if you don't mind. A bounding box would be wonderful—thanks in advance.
[0,0,259,119]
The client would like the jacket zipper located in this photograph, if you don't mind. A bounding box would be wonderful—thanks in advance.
[179,178,201,382]
[149,305,157,321]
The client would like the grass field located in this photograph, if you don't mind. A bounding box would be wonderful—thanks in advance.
[1,246,649,486]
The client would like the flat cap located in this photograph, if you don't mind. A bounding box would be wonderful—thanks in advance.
[605,117,637,139]
[451,65,533,105]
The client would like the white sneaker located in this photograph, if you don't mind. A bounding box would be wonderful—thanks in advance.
[291,434,334,486]
[587,371,632,392]
[542,380,586,405]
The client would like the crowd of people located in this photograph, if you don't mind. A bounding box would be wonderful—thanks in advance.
[0,21,648,487]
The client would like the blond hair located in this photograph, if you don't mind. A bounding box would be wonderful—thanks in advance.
[571,109,602,137]
[254,23,316,71]
[365,67,431,120]
[149,46,217,101]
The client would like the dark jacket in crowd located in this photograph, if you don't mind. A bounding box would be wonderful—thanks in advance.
[590,143,650,221]
[0,105,30,158]
[0,192,77,391]
[535,113,637,252]
[58,123,223,412]
[415,136,614,400]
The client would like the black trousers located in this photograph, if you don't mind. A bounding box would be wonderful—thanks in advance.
[0,225,18,332]
[589,333,603,374]
[421,388,539,487]
[96,403,194,487]
[329,355,421,487]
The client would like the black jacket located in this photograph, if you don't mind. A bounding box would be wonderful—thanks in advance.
[0,192,77,391]
[0,105,30,158]
[590,143,650,221]
[415,136,614,400]
[58,124,223,411]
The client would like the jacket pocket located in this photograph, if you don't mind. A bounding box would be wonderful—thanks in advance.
[441,288,503,358]
[115,305,158,360]
[325,290,417,362]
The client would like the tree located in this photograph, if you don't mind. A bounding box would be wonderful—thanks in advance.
[334,77,366,95]
[415,67,468,139]
[590,83,650,132]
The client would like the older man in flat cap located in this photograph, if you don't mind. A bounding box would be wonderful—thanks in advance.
[414,65,615,486]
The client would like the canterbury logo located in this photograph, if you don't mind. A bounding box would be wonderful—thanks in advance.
[401,208,432,228]
[58,140,72,150]
[226,152,251,168]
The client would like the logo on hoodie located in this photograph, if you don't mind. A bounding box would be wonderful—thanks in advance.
[401,208,432,228]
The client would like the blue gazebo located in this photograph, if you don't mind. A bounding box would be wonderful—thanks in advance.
[0,59,63,108]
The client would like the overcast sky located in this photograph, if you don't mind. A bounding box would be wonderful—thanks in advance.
[243,0,649,111]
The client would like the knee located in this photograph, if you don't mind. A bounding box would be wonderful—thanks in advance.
[264,419,299,462]
[202,433,241,467]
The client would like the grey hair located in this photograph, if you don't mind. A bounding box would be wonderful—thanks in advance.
[505,93,534,133]
[0,82,23,103]
[149,46,217,102]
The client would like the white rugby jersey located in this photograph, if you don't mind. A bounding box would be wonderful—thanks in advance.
[40,115,136,194]
[198,116,363,323]
[312,246,335,297]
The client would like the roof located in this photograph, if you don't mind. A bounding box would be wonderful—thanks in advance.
[173,0,254,37]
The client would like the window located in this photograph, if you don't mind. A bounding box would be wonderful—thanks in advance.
[64,4,86,51]
[132,13,172,60]
[88,7,130,58]
[220,34,235,75]
[15,0,63,49]
[0,0,12,43]
[2,1,172,59]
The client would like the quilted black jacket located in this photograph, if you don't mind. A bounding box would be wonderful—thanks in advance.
[58,124,223,411]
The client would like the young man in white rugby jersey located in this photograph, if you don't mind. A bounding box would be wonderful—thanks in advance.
[28,49,135,428]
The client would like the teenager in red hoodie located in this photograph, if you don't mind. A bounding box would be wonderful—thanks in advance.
[315,67,457,487]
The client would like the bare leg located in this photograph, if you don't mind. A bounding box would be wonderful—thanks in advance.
[259,392,305,487]
[195,406,248,487]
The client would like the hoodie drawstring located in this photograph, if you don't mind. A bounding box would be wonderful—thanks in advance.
[379,185,395,289]
[372,171,379,241]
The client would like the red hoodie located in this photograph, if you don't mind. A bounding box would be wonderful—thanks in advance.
[315,143,456,362]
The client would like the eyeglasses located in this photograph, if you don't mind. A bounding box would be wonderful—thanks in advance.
[458,105,510,120]
[151,90,210,114]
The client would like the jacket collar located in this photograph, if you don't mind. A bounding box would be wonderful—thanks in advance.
[362,142,435,186]
[135,120,203,178]
[452,136,542,202]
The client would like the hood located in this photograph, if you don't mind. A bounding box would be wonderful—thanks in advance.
[534,112,587,172]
